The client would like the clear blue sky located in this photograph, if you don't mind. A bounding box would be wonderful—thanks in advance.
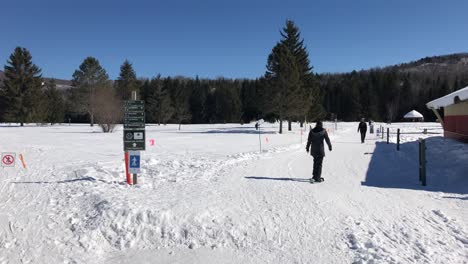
[2,0,468,80]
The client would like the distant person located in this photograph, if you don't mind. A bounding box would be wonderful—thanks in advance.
[306,121,332,183]
[255,122,259,130]
[358,118,367,143]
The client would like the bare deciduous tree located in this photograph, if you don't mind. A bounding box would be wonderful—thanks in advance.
[94,86,122,133]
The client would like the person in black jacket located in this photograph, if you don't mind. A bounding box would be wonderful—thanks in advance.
[306,121,332,182]
[358,118,367,143]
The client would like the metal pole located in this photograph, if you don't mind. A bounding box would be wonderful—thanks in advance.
[258,125,262,152]
[397,129,400,151]
[421,139,426,186]
[125,152,132,184]
[418,139,422,182]
[381,126,384,139]
[132,91,138,185]
[387,128,390,144]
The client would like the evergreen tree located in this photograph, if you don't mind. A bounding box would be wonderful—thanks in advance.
[1,47,44,126]
[169,78,192,130]
[264,20,320,132]
[146,75,173,125]
[115,60,139,100]
[265,43,301,133]
[189,76,208,123]
[240,79,260,123]
[213,82,242,123]
[71,57,110,126]
[280,20,319,129]
[44,79,65,124]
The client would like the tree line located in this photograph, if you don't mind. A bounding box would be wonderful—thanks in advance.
[321,65,468,122]
[1,20,467,132]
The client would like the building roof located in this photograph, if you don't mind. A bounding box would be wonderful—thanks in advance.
[403,110,423,118]
[426,86,468,109]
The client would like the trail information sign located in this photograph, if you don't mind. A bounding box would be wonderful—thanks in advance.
[128,151,141,173]
[123,100,146,151]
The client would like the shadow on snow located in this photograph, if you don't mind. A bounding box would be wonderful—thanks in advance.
[12,176,125,185]
[245,176,310,183]
[175,129,276,135]
[362,137,468,195]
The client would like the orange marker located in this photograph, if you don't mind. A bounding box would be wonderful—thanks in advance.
[19,154,27,169]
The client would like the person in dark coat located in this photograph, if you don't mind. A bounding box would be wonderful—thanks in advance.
[358,118,367,143]
[306,121,332,182]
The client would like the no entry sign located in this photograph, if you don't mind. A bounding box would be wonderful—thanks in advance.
[1,153,16,167]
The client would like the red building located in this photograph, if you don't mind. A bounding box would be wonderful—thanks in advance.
[427,86,468,142]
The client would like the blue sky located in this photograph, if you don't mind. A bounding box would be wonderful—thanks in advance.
[2,0,468,80]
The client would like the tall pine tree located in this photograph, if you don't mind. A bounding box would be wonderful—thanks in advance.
[280,20,321,129]
[115,60,139,100]
[265,43,301,133]
[264,20,321,132]
[1,47,44,126]
[71,57,110,126]
[146,75,173,125]
[44,79,65,124]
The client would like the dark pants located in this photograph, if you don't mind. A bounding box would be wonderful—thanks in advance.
[313,156,324,180]
[360,132,367,143]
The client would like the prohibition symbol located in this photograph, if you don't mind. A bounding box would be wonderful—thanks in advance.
[1,153,16,167]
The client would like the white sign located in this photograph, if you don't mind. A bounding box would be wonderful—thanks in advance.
[134,132,144,140]
[128,151,141,173]
[1,153,16,167]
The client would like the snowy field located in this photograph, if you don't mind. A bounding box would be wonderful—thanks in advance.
[0,122,467,264]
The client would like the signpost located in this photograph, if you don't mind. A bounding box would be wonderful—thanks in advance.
[257,119,264,152]
[123,91,145,185]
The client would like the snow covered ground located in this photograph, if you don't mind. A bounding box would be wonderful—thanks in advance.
[0,122,467,264]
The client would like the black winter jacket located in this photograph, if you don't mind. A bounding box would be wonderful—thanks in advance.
[306,127,332,157]
[358,122,367,133]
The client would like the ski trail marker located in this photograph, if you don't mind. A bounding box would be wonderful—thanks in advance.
[19,154,27,169]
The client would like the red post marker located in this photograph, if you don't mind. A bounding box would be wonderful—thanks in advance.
[124,152,132,185]
[266,137,269,143]
[149,139,155,146]
[19,154,27,169]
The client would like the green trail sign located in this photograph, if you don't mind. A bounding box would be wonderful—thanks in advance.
[123,100,146,151]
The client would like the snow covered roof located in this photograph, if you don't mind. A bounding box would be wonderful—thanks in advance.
[426,86,468,109]
[403,110,423,119]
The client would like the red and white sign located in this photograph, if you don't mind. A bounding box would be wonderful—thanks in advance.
[1,153,16,167]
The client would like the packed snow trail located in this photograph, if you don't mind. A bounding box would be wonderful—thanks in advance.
[0,123,467,263]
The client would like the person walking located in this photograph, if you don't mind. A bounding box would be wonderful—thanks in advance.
[306,121,332,183]
[358,118,367,143]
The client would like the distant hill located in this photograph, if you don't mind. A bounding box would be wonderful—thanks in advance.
[0,70,72,90]
[389,53,468,75]
[320,52,468,122]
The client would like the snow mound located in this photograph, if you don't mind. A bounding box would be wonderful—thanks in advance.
[345,210,468,264]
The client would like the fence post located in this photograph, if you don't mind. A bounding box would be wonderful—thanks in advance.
[419,138,426,186]
[418,139,422,182]
[397,129,400,151]
[387,128,390,144]
[381,126,384,139]
[421,139,426,186]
